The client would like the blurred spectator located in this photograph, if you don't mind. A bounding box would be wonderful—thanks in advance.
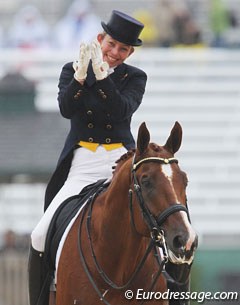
[0,230,17,252]
[7,5,50,49]
[133,9,158,47]
[224,9,240,48]
[209,0,239,48]
[0,230,30,253]
[172,0,201,46]
[152,0,177,47]
[52,0,101,50]
[151,0,201,47]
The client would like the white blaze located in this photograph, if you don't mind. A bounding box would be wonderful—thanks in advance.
[161,164,173,179]
[180,211,197,251]
[161,164,178,202]
[162,164,196,252]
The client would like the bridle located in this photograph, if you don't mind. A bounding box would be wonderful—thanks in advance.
[77,154,191,305]
[129,154,190,257]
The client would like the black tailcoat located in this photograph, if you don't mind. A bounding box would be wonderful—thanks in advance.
[44,61,147,210]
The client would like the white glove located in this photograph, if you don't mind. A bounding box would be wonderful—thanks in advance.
[73,43,91,82]
[91,40,109,81]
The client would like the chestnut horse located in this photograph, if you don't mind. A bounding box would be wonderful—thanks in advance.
[56,122,198,305]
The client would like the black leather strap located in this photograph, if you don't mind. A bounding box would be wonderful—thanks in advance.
[157,204,190,227]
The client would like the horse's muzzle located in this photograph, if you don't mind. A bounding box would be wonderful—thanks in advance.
[169,233,198,265]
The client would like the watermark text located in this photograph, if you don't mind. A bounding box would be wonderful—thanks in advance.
[124,288,239,303]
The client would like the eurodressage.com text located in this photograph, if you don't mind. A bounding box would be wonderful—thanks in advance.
[124,288,239,303]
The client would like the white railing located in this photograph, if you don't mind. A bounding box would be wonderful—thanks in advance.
[0,251,28,305]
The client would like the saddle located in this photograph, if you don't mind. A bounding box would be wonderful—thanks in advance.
[44,179,109,276]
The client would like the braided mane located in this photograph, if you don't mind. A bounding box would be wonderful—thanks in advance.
[111,143,162,176]
[112,149,136,175]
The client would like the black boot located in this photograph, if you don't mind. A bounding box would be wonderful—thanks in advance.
[28,246,51,305]
[165,262,191,305]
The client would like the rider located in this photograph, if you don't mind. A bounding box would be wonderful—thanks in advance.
[28,9,190,305]
[28,10,147,305]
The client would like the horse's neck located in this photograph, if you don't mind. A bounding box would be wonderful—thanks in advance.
[99,177,138,247]
[91,166,145,277]
[99,160,132,233]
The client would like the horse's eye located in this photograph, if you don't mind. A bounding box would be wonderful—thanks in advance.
[140,175,151,188]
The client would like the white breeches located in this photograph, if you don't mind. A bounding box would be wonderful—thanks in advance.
[31,146,127,252]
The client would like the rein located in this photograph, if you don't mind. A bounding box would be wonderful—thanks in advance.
[77,155,190,305]
[85,197,156,290]
[78,192,164,305]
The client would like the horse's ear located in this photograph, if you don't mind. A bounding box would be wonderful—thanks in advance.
[164,121,182,154]
[137,122,150,155]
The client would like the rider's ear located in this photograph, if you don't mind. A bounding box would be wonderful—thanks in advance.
[137,122,150,155]
[164,121,182,154]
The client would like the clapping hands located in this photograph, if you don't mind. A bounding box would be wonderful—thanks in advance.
[73,43,91,82]
[73,40,109,82]
[90,39,109,80]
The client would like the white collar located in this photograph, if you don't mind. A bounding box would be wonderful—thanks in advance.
[107,66,116,76]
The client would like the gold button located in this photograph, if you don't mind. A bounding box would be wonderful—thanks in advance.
[88,137,93,143]
[87,110,92,115]
[88,123,94,128]
[106,124,112,130]
[105,138,111,144]
[102,95,107,99]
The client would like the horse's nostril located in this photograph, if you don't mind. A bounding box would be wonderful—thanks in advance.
[173,235,185,250]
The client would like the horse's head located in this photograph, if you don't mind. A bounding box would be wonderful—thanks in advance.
[130,122,198,265]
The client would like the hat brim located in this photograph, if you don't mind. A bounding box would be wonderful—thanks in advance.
[101,22,142,46]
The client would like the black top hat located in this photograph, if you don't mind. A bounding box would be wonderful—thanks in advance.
[101,10,144,46]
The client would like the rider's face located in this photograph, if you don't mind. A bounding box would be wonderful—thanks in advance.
[97,33,134,68]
